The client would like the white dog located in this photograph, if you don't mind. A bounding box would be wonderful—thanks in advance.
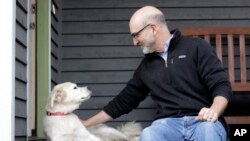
[43,82,141,141]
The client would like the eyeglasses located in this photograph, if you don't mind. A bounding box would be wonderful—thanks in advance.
[131,24,151,38]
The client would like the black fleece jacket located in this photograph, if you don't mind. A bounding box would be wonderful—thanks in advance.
[104,29,232,125]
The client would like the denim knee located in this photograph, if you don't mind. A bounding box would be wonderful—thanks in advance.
[192,121,226,141]
[140,126,160,141]
[140,127,152,138]
[197,122,219,133]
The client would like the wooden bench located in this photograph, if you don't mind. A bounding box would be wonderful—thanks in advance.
[181,27,250,124]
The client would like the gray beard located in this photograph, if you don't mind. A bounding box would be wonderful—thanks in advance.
[141,46,154,54]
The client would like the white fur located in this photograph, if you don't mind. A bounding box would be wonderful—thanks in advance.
[43,82,141,141]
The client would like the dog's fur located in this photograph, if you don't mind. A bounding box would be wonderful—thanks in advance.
[43,82,141,141]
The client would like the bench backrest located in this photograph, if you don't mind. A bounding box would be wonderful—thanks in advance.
[181,28,250,92]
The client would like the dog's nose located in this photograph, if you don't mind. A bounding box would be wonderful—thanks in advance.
[87,86,92,91]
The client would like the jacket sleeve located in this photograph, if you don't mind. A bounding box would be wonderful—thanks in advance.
[195,38,232,102]
[103,67,150,119]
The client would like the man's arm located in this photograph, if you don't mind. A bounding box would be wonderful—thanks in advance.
[194,38,232,122]
[82,110,113,127]
[195,96,228,122]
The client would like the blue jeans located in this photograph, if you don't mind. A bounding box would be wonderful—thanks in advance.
[140,116,226,141]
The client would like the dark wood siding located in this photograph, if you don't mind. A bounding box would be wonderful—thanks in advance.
[60,0,250,128]
[51,0,62,88]
[15,0,28,140]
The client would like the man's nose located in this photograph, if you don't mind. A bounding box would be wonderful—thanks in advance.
[133,38,139,46]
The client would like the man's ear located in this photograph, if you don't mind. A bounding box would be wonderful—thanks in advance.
[50,89,65,107]
[150,24,157,35]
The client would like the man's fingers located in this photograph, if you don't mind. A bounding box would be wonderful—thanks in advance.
[196,108,206,121]
[196,107,218,122]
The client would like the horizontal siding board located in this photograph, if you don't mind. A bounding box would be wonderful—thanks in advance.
[52,0,60,8]
[62,46,143,58]
[51,81,58,88]
[15,80,27,100]
[169,20,250,29]
[107,121,151,129]
[62,45,250,60]
[16,23,27,46]
[62,42,249,59]
[51,54,59,69]
[63,20,250,34]
[15,61,27,82]
[51,68,59,83]
[51,2,59,19]
[62,21,129,34]
[83,84,126,96]
[15,99,27,118]
[16,5,27,28]
[16,42,27,63]
[61,71,134,84]
[76,109,156,121]
[63,34,250,46]
[51,27,59,45]
[61,60,250,83]
[51,8,59,23]
[63,34,131,46]
[171,18,250,29]
[17,0,28,11]
[15,118,27,136]
[62,8,250,21]
[79,96,155,109]
[62,0,250,8]
[63,9,133,21]
[62,58,141,71]
[51,16,59,34]
[51,42,59,57]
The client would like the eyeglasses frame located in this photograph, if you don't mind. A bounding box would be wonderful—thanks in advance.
[131,24,151,38]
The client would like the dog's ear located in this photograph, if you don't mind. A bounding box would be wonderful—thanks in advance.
[50,89,66,107]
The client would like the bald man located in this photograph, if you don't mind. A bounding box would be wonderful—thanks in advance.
[83,6,232,141]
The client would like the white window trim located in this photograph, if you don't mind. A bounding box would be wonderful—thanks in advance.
[0,0,15,141]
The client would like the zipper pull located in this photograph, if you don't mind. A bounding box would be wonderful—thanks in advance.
[171,58,173,64]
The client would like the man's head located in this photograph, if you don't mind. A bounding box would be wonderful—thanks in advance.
[129,6,170,54]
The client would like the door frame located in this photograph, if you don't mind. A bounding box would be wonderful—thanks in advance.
[36,0,51,137]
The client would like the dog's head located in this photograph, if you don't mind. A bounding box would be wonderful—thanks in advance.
[49,82,91,108]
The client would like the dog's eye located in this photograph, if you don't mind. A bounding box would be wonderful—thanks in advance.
[73,86,78,89]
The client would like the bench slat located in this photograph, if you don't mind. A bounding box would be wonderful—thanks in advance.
[239,35,247,83]
[216,34,222,61]
[227,34,235,83]
[204,35,210,43]
[181,28,250,35]
[225,116,250,124]
[231,83,250,92]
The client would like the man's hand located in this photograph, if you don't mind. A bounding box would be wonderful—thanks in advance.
[82,110,113,128]
[196,96,229,122]
[81,120,86,126]
[195,107,218,122]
